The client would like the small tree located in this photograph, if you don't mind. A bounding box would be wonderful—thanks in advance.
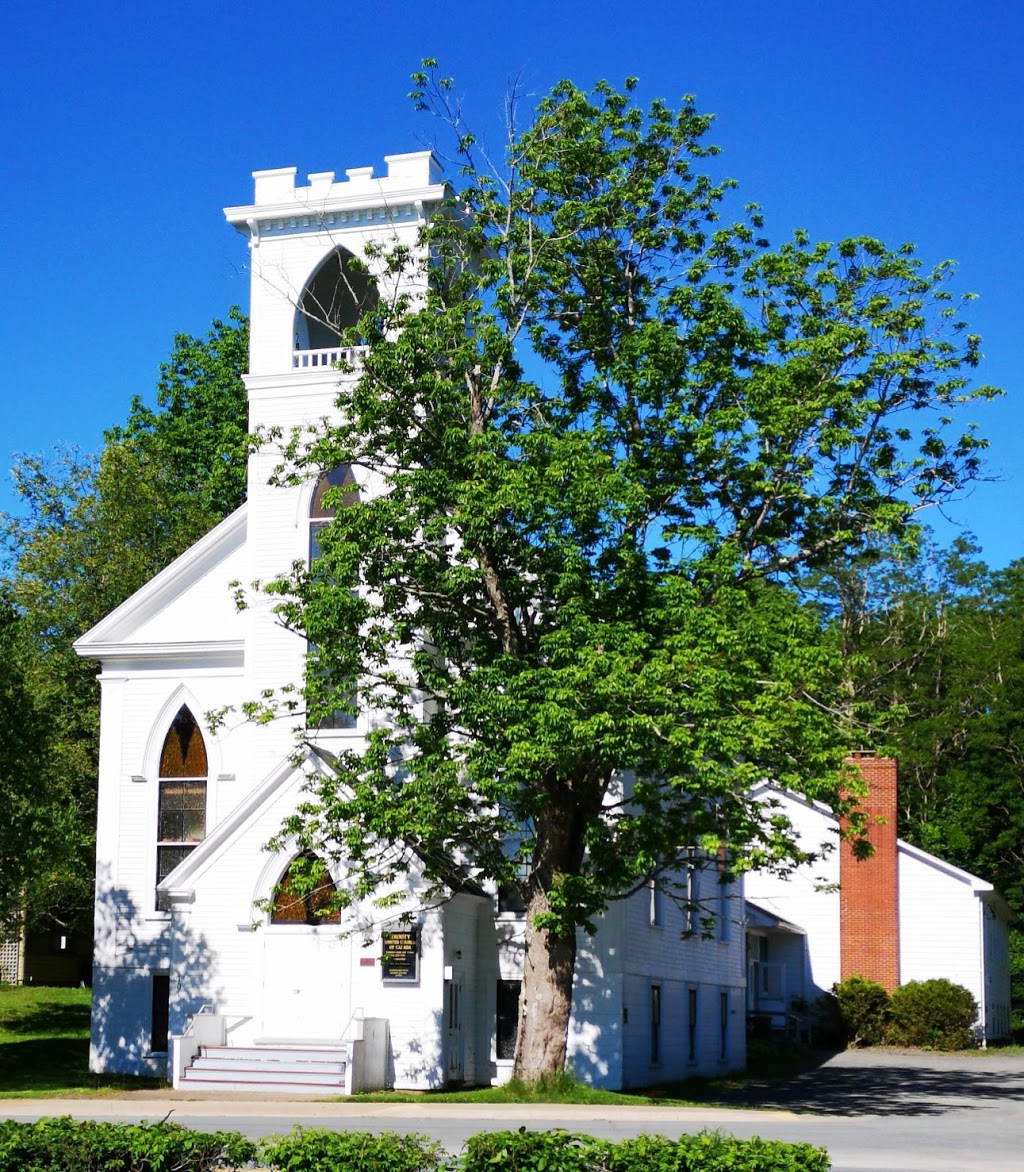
[262,69,997,1080]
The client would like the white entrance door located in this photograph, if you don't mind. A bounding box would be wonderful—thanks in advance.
[261,930,347,1039]
[444,974,464,1083]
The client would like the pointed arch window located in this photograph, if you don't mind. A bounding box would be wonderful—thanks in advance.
[309,464,359,562]
[294,247,378,352]
[270,853,341,925]
[157,706,208,888]
[308,466,359,731]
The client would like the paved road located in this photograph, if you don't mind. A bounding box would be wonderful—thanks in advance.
[3,1050,1024,1172]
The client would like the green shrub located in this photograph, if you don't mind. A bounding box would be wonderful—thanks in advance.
[460,1130,605,1172]
[831,975,890,1047]
[461,1129,830,1172]
[886,979,978,1050]
[260,1126,443,1172]
[606,1132,830,1171]
[0,1117,255,1172]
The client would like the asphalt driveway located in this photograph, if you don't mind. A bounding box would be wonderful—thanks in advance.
[715,1047,1024,1116]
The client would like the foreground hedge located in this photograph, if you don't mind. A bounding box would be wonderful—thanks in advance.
[261,1127,443,1171]
[463,1129,830,1172]
[0,1119,831,1172]
[0,1117,256,1172]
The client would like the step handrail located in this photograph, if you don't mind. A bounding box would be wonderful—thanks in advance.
[338,1005,364,1042]
[170,1005,226,1089]
[181,1002,216,1037]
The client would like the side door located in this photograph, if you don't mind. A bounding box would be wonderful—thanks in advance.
[444,973,464,1083]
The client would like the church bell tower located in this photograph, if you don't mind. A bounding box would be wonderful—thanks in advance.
[222,153,446,715]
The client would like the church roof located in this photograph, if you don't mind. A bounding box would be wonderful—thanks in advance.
[73,504,248,665]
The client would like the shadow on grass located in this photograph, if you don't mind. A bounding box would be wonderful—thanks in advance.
[0,1038,92,1093]
[0,1038,162,1096]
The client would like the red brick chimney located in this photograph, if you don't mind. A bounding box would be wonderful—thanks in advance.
[839,753,900,991]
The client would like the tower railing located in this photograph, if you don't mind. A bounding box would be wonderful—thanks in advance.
[293,346,367,370]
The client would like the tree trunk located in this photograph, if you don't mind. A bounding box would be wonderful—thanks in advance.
[512,887,577,1081]
[511,782,592,1082]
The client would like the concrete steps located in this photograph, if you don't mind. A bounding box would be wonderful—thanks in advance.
[180,1042,348,1094]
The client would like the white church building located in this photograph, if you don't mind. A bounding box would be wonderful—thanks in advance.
[74,152,749,1093]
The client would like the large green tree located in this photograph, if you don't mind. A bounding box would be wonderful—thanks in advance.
[0,594,67,934]
[260,72,997,1077]
[107,307,250,520]
[822,537,1024,1015]
[813,533,994,832]
[0,311,248,934]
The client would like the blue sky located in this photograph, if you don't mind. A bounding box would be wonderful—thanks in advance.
[2,1,1020,565]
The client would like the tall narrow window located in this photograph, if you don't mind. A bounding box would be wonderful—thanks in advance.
[717,857,731,942]
[157,706,207,891]
[686,856,701,935]
[720,990,730,1060]
[688,987,698,1062]
[308,466,359,731]
[650,984,661,1064]
[649,879,662,927]
[309,465,360,561]
[151,974,170,1053]
[270,853,341,925]
[496,979,521,1061]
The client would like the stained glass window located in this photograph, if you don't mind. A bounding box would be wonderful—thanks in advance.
[157,706,207,890]
[270,853,341,925]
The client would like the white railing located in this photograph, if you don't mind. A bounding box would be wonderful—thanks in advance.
[293,346,367,370]
[169,1004,225,1089]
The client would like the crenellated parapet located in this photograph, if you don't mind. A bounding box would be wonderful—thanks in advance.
[224,152,446,246]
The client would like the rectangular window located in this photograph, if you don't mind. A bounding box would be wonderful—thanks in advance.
[688,987,698,1062]
[150,974,170,1053]
[497,884,526,915]
[306,644,357,731]
[720,990,729,1060]
[496,979,521,1061]
[650,984,661,1064]
[718,876,731,942]
[649,880,662,927]
[686,860,701,934]
[158,779,206,843]
[157,779,206,892]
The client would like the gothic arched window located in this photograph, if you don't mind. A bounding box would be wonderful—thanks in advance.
[270,853,341,925]
[308,466,359,731]
[309,464,359,562]
[157,706,208,886]
[294,248,378,351]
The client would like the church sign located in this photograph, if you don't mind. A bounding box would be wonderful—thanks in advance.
[381,929,419,982]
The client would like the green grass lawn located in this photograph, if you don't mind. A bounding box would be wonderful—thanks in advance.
[0,985,160,1097]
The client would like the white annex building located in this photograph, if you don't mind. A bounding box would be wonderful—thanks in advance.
[746,756,1013,1044]
[75,153,749,1093]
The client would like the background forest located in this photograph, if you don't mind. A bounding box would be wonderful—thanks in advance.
[1,307,1021,1030]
